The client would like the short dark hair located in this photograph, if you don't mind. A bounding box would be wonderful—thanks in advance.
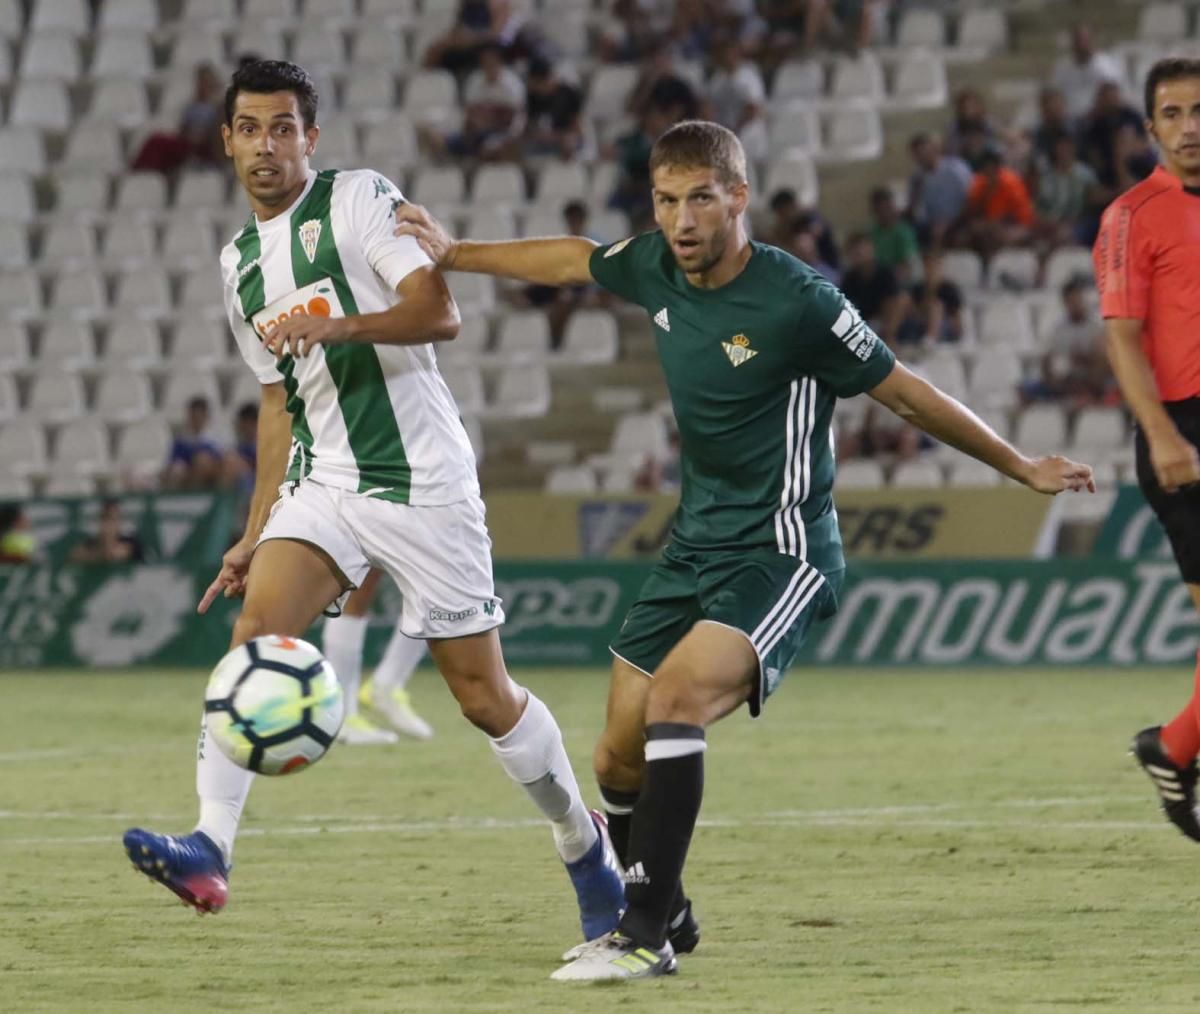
[224,59,318,130]
[649,119,747,189]
[909,132,931,150]
[1061,275,1089,298]
[869,186,892,206]
[187,395,210,413]
[562,199,587,220]
[236,402,258,423]
[769,188,797,213]
[1144,57,1200,119]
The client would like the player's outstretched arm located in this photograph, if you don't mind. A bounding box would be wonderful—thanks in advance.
[868,362,1096,495]
[1104,317,1200,492]
[394,202,597,287]
[198,382,292,614]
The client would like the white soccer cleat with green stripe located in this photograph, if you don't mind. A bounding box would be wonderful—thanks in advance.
[550,931,677,981]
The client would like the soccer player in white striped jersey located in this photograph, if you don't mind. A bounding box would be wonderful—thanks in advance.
[122,61,624,944]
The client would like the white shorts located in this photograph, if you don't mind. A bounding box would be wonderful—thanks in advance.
[257,479,505,639]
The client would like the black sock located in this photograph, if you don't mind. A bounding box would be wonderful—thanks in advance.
[618,722,705,948]
[600,783,691,931]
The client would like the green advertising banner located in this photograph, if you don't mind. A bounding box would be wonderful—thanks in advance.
[2,558,1198,671]
[1093,484,1172,561]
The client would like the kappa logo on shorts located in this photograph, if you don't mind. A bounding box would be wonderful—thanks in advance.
[429,606,479,622]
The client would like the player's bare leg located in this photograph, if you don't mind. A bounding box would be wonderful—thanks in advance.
[429,630,624,940]
[124,539,348,912]
[555,622,755,980]
[1132,582,1200,841]
[321,569,399,745]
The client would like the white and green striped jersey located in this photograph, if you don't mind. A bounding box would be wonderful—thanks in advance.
[219,167,478,505]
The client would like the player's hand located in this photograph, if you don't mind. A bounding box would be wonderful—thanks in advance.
[198,541,256,614]
[1019,455,1096,495]
[1148,427,1200,493]
[393,202,458,268]
[264,314,351,358]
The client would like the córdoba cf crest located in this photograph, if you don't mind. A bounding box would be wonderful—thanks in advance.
[298,219,322,264]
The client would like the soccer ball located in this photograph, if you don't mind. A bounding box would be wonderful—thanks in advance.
[204,635,344,775]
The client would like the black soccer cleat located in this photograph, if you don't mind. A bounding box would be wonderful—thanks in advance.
[1131,726,1200,842]
[667,898,700,955]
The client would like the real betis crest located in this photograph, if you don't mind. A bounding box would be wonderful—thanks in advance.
[298,218,322,264]
[722,333,758,367]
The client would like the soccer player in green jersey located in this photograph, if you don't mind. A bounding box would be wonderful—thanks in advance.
[396,120,1095,981]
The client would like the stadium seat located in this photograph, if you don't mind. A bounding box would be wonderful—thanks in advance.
[521,209,565,238]
[233,22,285,61]
[835,459,885,489]
[768,101,821,157]
[302,0,356,20]
[115,173,168,216]
[90,31,153,79]
[535,162,588,204]
[9,80,71,131]
[401,70,459,126]
[989,248,1040,291]
[166,27,226,69]
[820,104,883,163]
[610,411,669,461]
[38,319,95,368]
[20,32,82,80]
[1044,246,1094,293]
[43,473,98,497]
[890,459,945,488]
[0,222,29,268]
[0,267,41,316]
[177,265,224,312]
[590,210,630,245]
[542,11,589,59]
[895,8,945,48]
[292,25,345,69]
[88,78,151,126]
[48,175,109,222]
[411,164,466,207]
[0,474,32,498]
[26,372,85,424]
[915,353,967,402]
[472,165,527,207]
[485,365,551,419]
[560,310,619,365]
[888,52,948,111]
[0,320,29,368]
[173,170,226,210]
[585,64,639,123]
[1071,407,1128,453]
[51,268,106,316]
[104,315,163,368]
[1013,404,1068,453]
[771,59,824,101]
[545,465,598,494]
[441,365,486,415]
[0,127,47,174]
[160,213,217,269]
[0,374,17,423]
[464,209,517,242]
[829,53,884,103]
[956,9,1008,55]
[101,219,156,267]
[1137,3,1188,43]
[30,0,89,34]
[113,267,171,316]
[99,0,160,31]
[39,220,98,268]
[59,121,124,173]
[976,298,1035,351]
[0,175,36,224]
[243,0,294,18]
[362,115,419,167]
[0,419,48,478]
[946,459,1002,488]
[438,316,490,363]
[940,249,984,293]
[348,23,405,67]
[969,347,1023,409]
[221,371,261,414]
[763,153,819,208]
[494,311,552,362]
[0,0,22,39]
[51,418,112,477]
[160,369,221,422]
[341,72,396,121]
[176,0,236,27]
[166,319,229,369]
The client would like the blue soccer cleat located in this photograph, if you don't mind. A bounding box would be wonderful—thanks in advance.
[564,810,625,942]
[123,828,230,914]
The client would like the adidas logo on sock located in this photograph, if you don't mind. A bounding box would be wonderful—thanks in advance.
[654,307,670,332]
[624,861,650,885]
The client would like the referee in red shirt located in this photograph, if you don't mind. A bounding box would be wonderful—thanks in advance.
[1095,58,1200,840]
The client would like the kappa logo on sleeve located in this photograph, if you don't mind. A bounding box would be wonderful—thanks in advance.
[604,237,635,258]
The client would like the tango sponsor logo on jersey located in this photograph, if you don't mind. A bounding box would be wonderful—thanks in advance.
[297,218,322,264]
[429,605,480,622]
[250,278,341,340]
[831,300,876,362]
[721,333,758,367]
[653,307,670,332]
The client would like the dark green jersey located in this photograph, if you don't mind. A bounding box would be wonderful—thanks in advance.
[589,231,895,577]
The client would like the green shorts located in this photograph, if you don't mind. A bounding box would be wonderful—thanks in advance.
[610,545,843,716]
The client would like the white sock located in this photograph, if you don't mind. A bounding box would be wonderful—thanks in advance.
[488,691,597,864]
[195,714,253,864]
[321,613,368,716]
[372,619,426,695]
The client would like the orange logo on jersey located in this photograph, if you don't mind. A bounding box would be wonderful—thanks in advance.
[254,295,333,338]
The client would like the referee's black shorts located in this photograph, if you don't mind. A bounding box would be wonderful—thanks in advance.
[1135,397,1200,584]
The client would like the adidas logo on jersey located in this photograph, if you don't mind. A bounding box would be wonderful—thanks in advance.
[624,862,650,885]
[654,308,670,332]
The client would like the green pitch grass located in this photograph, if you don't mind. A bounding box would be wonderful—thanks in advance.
[2,666,1199,1013]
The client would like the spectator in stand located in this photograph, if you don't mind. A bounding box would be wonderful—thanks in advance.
[608,92,691,229]
[164,396,223,490]
[221,402,258,495]
[1032,130,1100,251]
[130,62,223,174]
[599,0,675,63]
[788,224,840,284]
[840,232,908,348]
[764,187,800,248]
[424,0,544,74]
[907,132,972,252]
[868,186,920,284]
[521,201,612,341]
[1051,23,1126,122]
[0,504,34,565]
[837,402,923,462]
[955,146,1035,260]
[1028,86,1075,168]
[68,498,145,565]
[524,57,585,159]
[426,42,526,161]
[945,88,999,163]
[704,37,768,161]
[796,207,841,273]
[1080,80,1149,196]
[1021,276,1111,405]
[896,254,965,349]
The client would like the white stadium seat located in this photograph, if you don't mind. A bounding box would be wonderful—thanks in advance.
[177,265,224,312]
[173,171,227,210]
[99,0,160,31]
[0,223,27,268]
[763,154,818,208]
[494,311,551,362]
[437,316,490,363]
[821,104,883,163]
[890,459,945,488]
[0,267,41,316]
[441,365,485,415]
[915,354,967,402]
[947,459,1002,488]
[90,31,153,79]
[94,368,154,423]
[104,316,163,368]
[829,53,884,102]
[0,374,17,423]
[1071,407,1128,453]
[101,218,156,267]
[51,419,111,477]
[610,412,669,460]
[561,310,619,365]
[771,59,824,101]
[167,27,226,69]
[464,209,517,242]
[114,267,171,316]
[0,128,45,174]
[0,321,29,369]
[243,0,294,19]
[940,250,984,293]
[401,70,459,125]
[50,270,106,316]
[1013,404,1068,454]
[349,23,407,67]
[484,365,551,419]
[1138,3,1188,43]
[895,9,945,48]
[1044,246,1094,292]
[362,115,419,167]
[969,347,1023,409]
[545,465,597,494]
[160,370,221,422]
[342,73,396,121]
[0,420,48,477]
[31,0,89,34]
[835,459,885,489]
[303,0,356,21]
[0,0,22,38]
[26,372,85,424]
[60,121,124,173]
[0,175,36,224]
[38,319,95,368]
[9,80,71,131]
[957,9,1008,54]
[292,26,345,69]
[115,173,168,215]
[42,473,97,497]
[473,165,526,207]
[225,371,264,413]
[976,299,1035,351]
[585,64,639,123]
[50,176,109,221]
[88,78,150,126]
[168,318,230,367]
[768,101,821,158]
[411,165,465,207]
[989,249,1040,291]
[536,163,588,203]
[20,32,82,80]
[888,52,948,111]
